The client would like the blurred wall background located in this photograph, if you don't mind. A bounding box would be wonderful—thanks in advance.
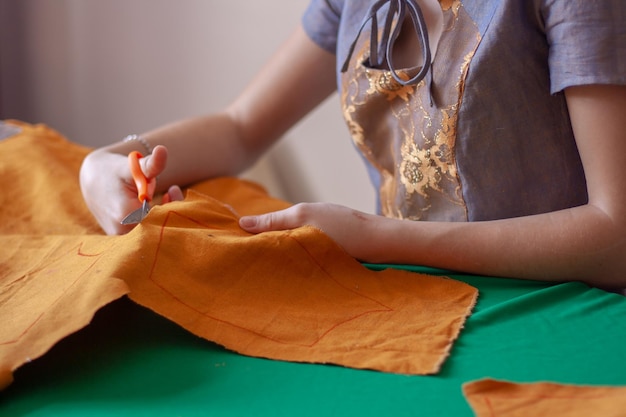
[0,0,374,212]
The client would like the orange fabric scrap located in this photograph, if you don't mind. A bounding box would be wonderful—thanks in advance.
[463,378,626,417]
[0,121,478,390]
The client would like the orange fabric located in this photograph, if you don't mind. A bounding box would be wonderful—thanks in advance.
[0,121,103,235]
[122,190,477,374]
[0,122,129,390]
[463,379,626,417]
[0,235,129,390]
[0,121,478,390]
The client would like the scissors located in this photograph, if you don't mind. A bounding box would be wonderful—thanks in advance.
[120,151,152,225]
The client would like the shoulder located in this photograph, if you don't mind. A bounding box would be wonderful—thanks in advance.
[540,0,626,92]
[302,0,378,54]
[302,0,344,54]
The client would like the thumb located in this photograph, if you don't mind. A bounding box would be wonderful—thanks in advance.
[140,145,168,179]
[133,145,167,201]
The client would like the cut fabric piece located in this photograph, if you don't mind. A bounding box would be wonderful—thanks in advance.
[0,121,477,389]
[463,378,626,417]
[121,190,478,374]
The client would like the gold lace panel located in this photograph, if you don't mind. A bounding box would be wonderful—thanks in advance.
[341,0,481,221]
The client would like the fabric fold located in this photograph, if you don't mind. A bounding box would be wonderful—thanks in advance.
[0,234,129,390]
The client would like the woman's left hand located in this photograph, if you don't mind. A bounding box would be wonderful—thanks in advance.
[239,202,385,262]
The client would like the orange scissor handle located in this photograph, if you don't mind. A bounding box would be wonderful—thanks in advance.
[128,151,150,203]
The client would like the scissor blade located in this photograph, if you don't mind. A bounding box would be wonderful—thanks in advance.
[120,200,150,225]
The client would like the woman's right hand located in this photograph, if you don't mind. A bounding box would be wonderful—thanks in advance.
[79,145,181,235]
[78,24,337,235]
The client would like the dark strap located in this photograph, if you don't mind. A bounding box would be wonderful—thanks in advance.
[341,0,432,86]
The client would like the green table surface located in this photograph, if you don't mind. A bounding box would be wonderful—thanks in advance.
[2,265,625,417]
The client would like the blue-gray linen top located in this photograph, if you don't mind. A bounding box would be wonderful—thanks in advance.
[302,0,626,221]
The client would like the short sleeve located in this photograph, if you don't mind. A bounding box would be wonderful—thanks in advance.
[302,0,342,54]
[543,0,626,93]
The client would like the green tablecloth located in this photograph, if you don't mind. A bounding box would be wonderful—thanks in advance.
[2,266,625,416]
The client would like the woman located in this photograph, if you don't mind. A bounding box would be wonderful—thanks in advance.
[80,0,626,288]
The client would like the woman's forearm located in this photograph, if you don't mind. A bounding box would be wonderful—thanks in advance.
[378,204,626,288]
[96,112,253,193]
